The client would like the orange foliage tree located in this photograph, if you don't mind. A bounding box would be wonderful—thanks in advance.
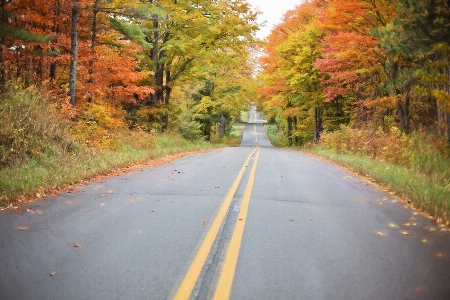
[0,0,153,108]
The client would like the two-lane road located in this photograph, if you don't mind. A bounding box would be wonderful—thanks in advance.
[1,107,450,299]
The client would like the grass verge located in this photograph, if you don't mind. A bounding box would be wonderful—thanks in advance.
[265,123,288,147]
[240,110,250,123]
[305,147,450,225]
[0,133,219,207]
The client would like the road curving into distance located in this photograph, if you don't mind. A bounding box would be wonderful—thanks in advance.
[1,106,450,300]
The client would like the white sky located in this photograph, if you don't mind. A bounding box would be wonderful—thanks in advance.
[246,0,303,39]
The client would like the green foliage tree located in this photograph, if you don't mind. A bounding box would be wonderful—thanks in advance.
[111,0,259,132]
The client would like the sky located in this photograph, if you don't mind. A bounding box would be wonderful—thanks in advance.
[246,0,303,39]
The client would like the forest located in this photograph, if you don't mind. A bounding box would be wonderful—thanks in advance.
[259,0,450,144]
[0,0,259,145]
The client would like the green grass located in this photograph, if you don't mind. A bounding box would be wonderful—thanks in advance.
[240,110,250,123]
[231,126,243,139]
[305,147,450,225]
[0,133,218,207]
[265,123,288,147]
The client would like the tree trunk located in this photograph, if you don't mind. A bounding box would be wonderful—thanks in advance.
[26,57,34,86]
[218,114,226,138]
[396,92,410,132]
[49,0,61,82]
[287,116,293,146]
[314,106,323,142]
[293,116,299,145]
[68,0,80,107]
[88,0,100,103]
[204,115,212,141]
[0,0,7,90]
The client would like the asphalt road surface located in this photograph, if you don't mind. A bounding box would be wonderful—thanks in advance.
[1,106,450,300]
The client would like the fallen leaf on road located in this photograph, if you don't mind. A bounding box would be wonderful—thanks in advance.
[376,231,388,237]
[421,238,430,244]
[438,225,450,232]
[400,230,411,236]
[202,221,206,225]
[288,218,293,221]
[387,222,399,229]
[403,222,420,228]
[51,229,57,234]
[424,226,437,232]
[50,271,57,276]
[15,226,29,231]
[413,285,427,293]
[73,243,81,248]
[434,251,449,260]
[106,190,115,194]
[238,218,243,221]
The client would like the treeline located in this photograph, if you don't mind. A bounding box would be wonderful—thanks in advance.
[0,0,259,144]
[259,0,450,146]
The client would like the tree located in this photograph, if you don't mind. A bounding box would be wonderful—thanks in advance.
[397,0,450,140]
[111,0,259,131]
[68,0,80,106]
[259,0,326,144]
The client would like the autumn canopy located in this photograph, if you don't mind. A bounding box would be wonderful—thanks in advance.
[258,0,450,145]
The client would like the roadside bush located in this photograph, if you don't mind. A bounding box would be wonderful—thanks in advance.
[178,119,203,141]
[0,83,72,167]
[319,125,450,187]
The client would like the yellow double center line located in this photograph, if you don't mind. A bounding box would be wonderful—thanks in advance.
[173,146,261,300]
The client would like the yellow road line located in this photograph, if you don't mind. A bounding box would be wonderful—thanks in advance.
[254,123,257,145]
[213,146,261,300]
[173,148,257,300]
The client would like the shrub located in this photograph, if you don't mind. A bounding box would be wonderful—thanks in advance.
[0,84,72,167]
[319,125,450,187]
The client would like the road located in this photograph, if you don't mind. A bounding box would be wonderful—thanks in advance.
[1,106,450,300]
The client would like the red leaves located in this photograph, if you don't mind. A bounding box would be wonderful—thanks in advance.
[315,32,378,101]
